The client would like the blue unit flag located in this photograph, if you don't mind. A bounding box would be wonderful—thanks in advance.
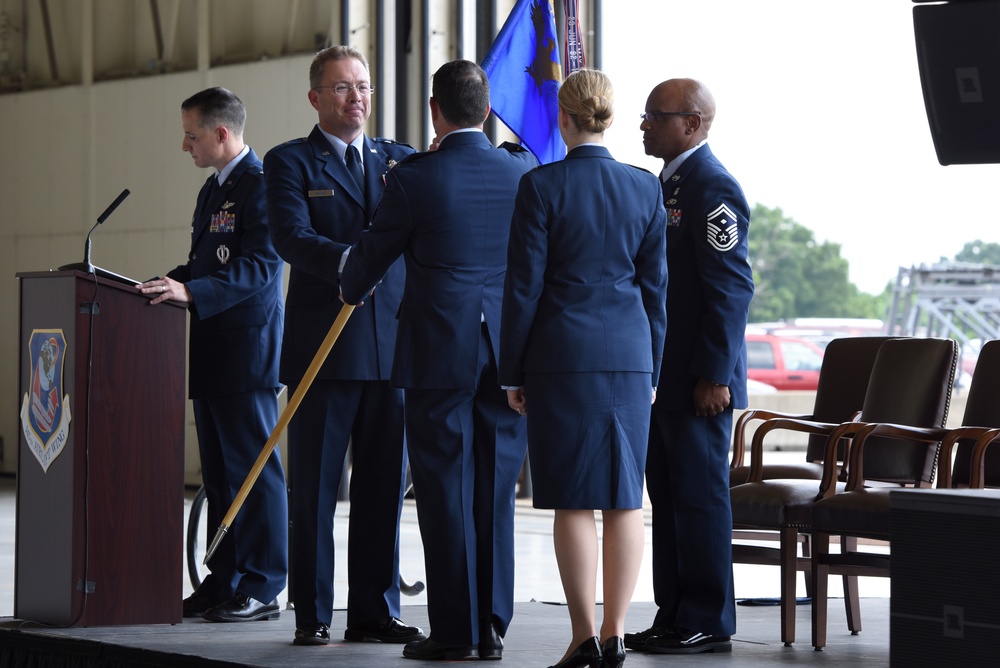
[482,0,565,165]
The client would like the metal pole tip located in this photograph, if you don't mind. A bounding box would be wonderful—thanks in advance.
[204,525,229,565]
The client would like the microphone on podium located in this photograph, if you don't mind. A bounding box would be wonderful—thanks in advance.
[59,188,139,285]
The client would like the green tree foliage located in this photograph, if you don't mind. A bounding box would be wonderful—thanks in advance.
[952,240,1000,266]
[747,204,884,322]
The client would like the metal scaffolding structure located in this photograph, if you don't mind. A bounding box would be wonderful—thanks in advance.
[885,263,1000,379]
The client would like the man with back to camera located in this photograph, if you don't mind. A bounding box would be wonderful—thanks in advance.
[625,78,754,655]
[263,45,422,647]
[340,59,536,661]
[139,86,287,623]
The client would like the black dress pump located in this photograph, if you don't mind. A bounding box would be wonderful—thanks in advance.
[548,636,602,668]
[600,636,626,668]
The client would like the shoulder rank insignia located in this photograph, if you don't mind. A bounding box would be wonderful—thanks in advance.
[706,203,739,252]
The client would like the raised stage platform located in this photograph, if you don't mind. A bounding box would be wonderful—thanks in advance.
[0,598,890,667]
[0,468,891,667]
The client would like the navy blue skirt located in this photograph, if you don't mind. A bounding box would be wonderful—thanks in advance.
[525,371,652,510]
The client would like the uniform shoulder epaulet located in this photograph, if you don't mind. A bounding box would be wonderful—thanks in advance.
[395,150,433,166]
[271,137,308,151]
[371,137,415,150]
[623,162,656,176]
[498,141,529,153]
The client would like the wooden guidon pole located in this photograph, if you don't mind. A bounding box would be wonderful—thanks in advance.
[204,303,356,564]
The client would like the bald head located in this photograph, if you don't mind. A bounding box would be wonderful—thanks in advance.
[641,78,717,163]
[650,78,716,131]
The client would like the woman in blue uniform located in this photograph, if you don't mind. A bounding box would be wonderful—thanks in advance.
[499,69,668,668]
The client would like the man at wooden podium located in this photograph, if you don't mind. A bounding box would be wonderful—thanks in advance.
[138,87,288,622]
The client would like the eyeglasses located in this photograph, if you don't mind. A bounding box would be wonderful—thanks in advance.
[639,111,700,122]
[314,83,375,96]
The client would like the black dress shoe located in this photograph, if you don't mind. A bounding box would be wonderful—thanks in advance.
[402,638,479,661]
[345,616,426,643]
[479,620,503,660]
[600,636,625,668]
[548,636,602,668]
[182,589,225,618]
[293,623,331,646]
[623,625,670,651]
[202,594,280,622]
[644,628,732,654]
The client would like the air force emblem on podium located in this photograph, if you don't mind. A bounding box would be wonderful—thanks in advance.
[20,329,72,472]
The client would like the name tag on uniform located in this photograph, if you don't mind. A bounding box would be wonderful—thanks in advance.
[308,189,334,198]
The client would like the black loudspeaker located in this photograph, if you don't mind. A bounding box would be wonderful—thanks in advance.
[890,489,1000,668]
[913,1,1000,165]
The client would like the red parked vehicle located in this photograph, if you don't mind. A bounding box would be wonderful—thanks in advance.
[745,333,825,391]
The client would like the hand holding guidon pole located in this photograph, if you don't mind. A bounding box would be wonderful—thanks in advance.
[204,304,355,563]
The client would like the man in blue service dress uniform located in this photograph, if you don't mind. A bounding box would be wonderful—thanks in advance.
[340,59,536,662]
[139,87,287,622]
[625,78,755,655]
[263,45,421,647]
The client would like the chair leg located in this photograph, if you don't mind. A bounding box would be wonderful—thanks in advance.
[780,526,799,646]
[801,533,813,598]
[842,535,862,634]
[811,530,830,651]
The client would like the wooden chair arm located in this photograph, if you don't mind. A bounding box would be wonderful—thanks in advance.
[745,416,837,482]
[937,426,996,488]
[969,428,1000,489]
[731,408,811,470]
[841,422,949,491]
[815,421,870,497]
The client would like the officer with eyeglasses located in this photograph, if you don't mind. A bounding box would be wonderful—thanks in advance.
[315,82,375,96]
[263,45,421,649]
[626,78,754,656]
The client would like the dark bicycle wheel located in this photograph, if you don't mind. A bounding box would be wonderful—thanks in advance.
[186,475,425,598]
[186,485,207,590]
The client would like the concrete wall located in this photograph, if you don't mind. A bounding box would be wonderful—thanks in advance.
[1,55,317,483]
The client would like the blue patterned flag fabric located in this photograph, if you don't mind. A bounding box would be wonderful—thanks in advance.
[482,0,565,165]
[562,0,586,77]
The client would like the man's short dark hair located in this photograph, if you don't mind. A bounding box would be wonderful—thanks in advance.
[309,45,370,90]
[181,87,246,135]
[432,60,490,128]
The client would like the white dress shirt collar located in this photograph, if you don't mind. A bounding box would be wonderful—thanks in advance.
[215,145,250,186]
[660,139,708,183]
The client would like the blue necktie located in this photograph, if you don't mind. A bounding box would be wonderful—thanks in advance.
[345,146,365,197]
[202,176,220,215]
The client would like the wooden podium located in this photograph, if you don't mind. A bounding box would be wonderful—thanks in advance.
[15,270,186,626]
